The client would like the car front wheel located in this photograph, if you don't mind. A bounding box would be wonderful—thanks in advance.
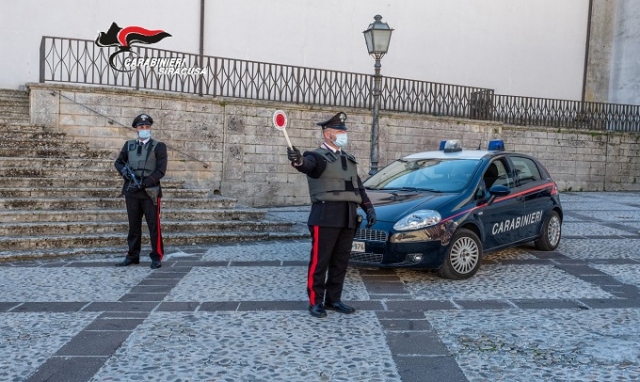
[439,228,482,280]
[534,210,561,251]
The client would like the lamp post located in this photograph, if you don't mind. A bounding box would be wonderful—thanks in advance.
[363,15,393,176]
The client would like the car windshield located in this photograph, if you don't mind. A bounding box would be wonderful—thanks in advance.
[364,158,480,192]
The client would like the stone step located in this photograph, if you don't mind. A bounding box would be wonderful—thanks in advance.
[0,177,184,188]
[0,157,113,170]
[0,146,112,159]
[0,114,31,124]
[0,124,49,132]
[0,219,292,236]
[0,187,210,199]
[0,167,114,178]
[0,208,265,223]
[0,104,29,113]
[0,229,304,251]
[0,139,87,149]
[0,131,67,140]
[0,90,29,100]
[0,196,237,210]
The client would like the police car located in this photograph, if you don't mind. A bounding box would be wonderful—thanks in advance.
[353,140,562,279]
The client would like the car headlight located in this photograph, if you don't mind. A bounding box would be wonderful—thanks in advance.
[393,210,442,231]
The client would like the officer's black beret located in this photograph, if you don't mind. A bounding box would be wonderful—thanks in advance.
[316,112,347,131]
[132,114,153,128]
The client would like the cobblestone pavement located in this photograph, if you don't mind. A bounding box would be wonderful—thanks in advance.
[2,192,640,381]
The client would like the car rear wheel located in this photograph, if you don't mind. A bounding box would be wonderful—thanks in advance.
[534,210,561,251]
[439,228,482,280]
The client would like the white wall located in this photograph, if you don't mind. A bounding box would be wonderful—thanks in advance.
[1,0,589,100]
[610,0,640,105]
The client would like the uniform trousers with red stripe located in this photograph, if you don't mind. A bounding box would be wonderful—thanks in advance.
[307,225,356,306]
[125,195,164,261]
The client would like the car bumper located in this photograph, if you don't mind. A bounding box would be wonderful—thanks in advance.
[350,221,455,269]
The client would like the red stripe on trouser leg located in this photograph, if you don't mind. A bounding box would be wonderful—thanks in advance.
[307,225,320,305]
[156,198,164,261]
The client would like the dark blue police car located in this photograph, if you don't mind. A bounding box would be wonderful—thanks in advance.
[354,140,562,279]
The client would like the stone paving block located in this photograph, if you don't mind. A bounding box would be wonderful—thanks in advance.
[230,260,282,266]
[0,302,21,311]
[156,302,201,311]
[386,332,450,355]
[98,312,150,319]
[55,330,133,356]
[363,281,410,294]
[25,356,109,382]
[10,302,88,312]
[136,278,182,286]
[386,300,456,311]
[378,319,433,331]
[84,318,145,331]
[142,271,189,279]
[376,311,428,319]
[118,293,167,302]
[454,299,513,310]
[511,299,584,309]
[83,302,159,312]
[198,301,240,311]
[237,301,306,311]
[129,285,177,294]
[579,298,640,309]
[393,355,468,382]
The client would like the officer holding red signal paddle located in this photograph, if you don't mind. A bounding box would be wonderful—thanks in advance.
[277,110,376,318]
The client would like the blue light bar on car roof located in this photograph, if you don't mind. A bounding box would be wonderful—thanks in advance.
[443,140,462,153]
[439,140,447,150]
[488,140,505,151]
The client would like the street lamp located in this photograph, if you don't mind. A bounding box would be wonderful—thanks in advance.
[363,14,393,176]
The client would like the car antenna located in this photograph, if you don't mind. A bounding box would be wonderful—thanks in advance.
[477,140,482,150]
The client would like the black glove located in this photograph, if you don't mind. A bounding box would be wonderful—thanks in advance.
[142,178,154,189]
[287,146,303,165]
[120,167,131,181]
[128,183,143,192]
[365,207,377,228]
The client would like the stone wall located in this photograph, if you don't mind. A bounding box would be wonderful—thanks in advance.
[28,83,640,207]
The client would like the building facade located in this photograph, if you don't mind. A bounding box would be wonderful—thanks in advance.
[2,0,592,100]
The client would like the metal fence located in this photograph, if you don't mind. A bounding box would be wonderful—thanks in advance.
[40,36,640,131]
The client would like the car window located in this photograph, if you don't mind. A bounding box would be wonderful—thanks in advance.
[364,158,480,192]
[483,159,513,189]
[511,156,542,186]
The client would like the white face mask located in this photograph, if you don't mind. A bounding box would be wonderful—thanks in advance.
[138,130,151,140]
[333,133,348,148]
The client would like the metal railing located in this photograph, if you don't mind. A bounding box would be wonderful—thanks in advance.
[39,36,489,119]
[489,94,640,132]
[40,36,640,132]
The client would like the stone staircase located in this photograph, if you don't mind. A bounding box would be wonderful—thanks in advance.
[0,89,305,261]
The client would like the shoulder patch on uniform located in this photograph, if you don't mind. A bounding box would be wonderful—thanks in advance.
[345,152,358,164]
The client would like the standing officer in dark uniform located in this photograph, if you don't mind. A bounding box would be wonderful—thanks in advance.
[114,114,167,269]
[287,112,376,318]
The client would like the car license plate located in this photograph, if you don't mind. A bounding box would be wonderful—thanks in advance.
[351,241,365,253]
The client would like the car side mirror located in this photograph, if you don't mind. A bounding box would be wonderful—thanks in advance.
[486,185,510,205]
